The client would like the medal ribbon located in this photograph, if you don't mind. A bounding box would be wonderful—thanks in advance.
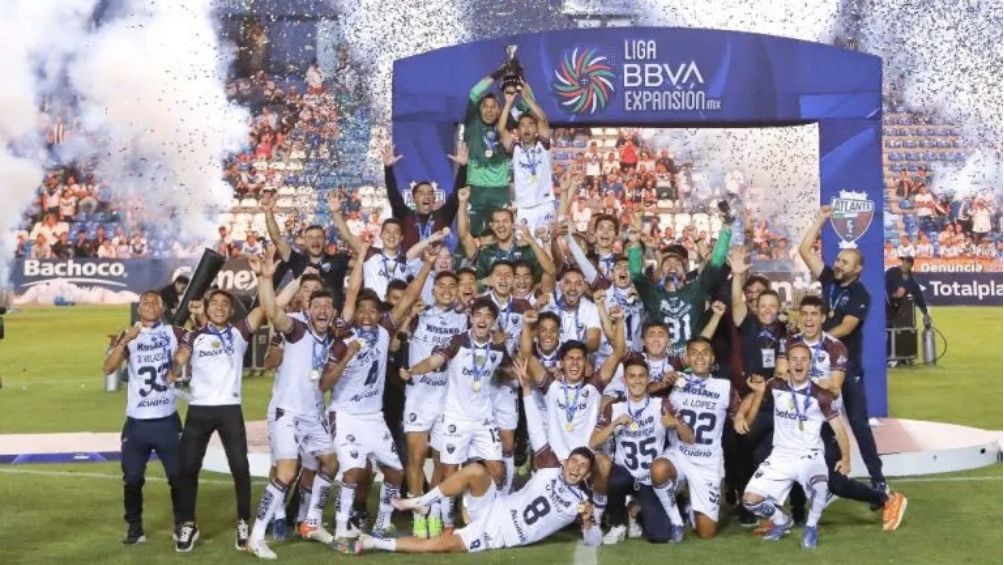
[310,329,331,371]
[561,379,584,428]
[470,332,492,388]
[208,324,234,355]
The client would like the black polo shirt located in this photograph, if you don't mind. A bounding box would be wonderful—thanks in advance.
[819,266,869,374]
[274,249,350,308]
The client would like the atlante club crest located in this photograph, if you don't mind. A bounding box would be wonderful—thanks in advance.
[829,190,875,249]
[553,47,614,115]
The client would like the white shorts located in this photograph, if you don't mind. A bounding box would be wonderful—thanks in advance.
[663,451,723,522]
[515,200,556,242]
[403,385,447,434]
[745,450,830,505]
[491,383,519,431]
[329,411,402,472]
[457,482,516,552]
[439,416,502,466]
[268,408,333,462]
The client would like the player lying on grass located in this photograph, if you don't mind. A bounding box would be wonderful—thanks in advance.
[356,358,602,554]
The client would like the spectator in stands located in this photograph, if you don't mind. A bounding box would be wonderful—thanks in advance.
[113,228,131,258]
[29,213,68,246]
[216,225,232,257]
[93,225,108,247]
[305,63,325,94]
[77,179,99,215]
[129,231,148,258]
[97,237,117,258]
[894,169,914,198]
[971,197,992,243]
[31,233,52,259]
[895,234,916,258]
[242,233,263,256]
[883,240,897,262]
[912,184,939,232]
[584,142,602,185]
[42,177,61,216]
[73,230,95,258]
[619,137,638,172]
[15,233,27,258]
[571,194,591,233]
[58,188,78,221]
[914,233,934,257]
[51,232,73,259]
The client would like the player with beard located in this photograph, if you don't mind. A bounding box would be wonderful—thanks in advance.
[736,342,851,549]
[774,297,907,531]
[245,252,349,559]
[329,193,409,302]
[497,82,556,241]
[168,290,268,553]
[799,205,887,498]
[402,269,468,539]
[483,260,534,494]
[627,221,732,359]
[591,358,695,544]
[457,187,555,285]
[104,291,186,545]
[540,267,602,353]
[660,337,740,539]
[400,298,513,528]
[321,247,435,542]
[263,193,349,308]
[382,142,468,249]
[356,359,601,554]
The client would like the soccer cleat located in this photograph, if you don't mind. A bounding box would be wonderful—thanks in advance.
[412,515,429,539]
[882,492,908,531]
[390,496,428,516]
[602,524,627,545]
[175,522,199,552]
[669,525,685,544]
[762,516,794,541]
[298,520,335,544]
[235,519,250,551]
[802,525,819,549]
[248,539,278,560]
[373,525,397,538]
[738,508,758,528]
[427,517,444,538]
[270,518,289,542]
[122,523,145,545]
[627,515,643,539]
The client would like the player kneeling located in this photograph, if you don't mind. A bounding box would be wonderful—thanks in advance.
[357,359,602,554]
[736,342,852,549]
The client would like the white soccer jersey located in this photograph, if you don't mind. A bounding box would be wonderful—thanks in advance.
[122,324,184,419]
[406,304,468,404]
[498,465,589,548]
[362,246,409,301]
[541,293,600,346]
[542,374,604,461]
[434,332,512,422]
[326,315,396,415]
[511,138,554,208]
[599,281,644,353]
[666,373,739,473]
[180,320,253,406]
[599,395,675,484]
[488,293,532,357]
[272,318,331,416]
[763,379,838,455]
[603,352,683,400]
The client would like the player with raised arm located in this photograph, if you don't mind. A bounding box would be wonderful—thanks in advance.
[168,289,268,553]
[243,250,350,559]
[517,308,562,435]
[103,291,186,545]
[355,358,602,554]
[736,342,852,549]
[321,246,436,543]
[590,358,695,544]
[382,141,468,249]
[329,192,409,302]
[401,269,468,538]
[540,267,602,352]
[497,80,556,241]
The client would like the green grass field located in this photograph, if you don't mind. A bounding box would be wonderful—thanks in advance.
[0,305,1000,564]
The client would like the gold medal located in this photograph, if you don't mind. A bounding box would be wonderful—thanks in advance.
[629,422,639,432]
[565,422,575,432]
[828,310,835,319]
[309,369,321,382]
[472,381,482,392]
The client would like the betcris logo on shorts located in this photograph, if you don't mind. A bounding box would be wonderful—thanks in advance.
[553,40,723,115]
[22,258,128,287]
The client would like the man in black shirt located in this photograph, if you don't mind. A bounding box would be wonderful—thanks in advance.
[262,191,349,308]
[885,256,931,326]
[159,275,190,319]
[799,205,887,494]
[383,144,468,250]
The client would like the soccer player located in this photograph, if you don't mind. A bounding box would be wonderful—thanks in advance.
[457,187,556,284]
[540,267,602,352]
[511,259,538,304]
[402,270,468,538]
[400,297,513,529]
[103,291,186,545]
[775,296,907,530]
[168,289,268,552]
[518,308,562,436]
[242,252,351,559]
[799,205,887,495]
[484,260,534,493]
[497,82,556,240]
[627,221,732,358]
[329,193,409,301]
[661,337,740,539]
[382,142,468,249]
[322,247,435,541]
[357,358,601,554]
[737,342,852,549]
[591,358,694,544]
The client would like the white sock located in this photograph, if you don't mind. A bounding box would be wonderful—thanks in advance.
[297,488,311,523]
[365,535,397,551]
[306,473,332,523]
[440,497,454,527]
[336,481,356,530]
[376,483,400,531]
[592,493,607,526]
[502,452,515,494]
[805,476,829,528]
[416,486,444,507]
[251,479,287,542]
[653,480,683,526]
[273,495,286,522]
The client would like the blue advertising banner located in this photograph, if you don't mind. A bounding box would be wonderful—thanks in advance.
[914,272,1004,307]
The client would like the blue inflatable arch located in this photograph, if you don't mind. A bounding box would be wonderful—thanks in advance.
[391,27,886,415]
